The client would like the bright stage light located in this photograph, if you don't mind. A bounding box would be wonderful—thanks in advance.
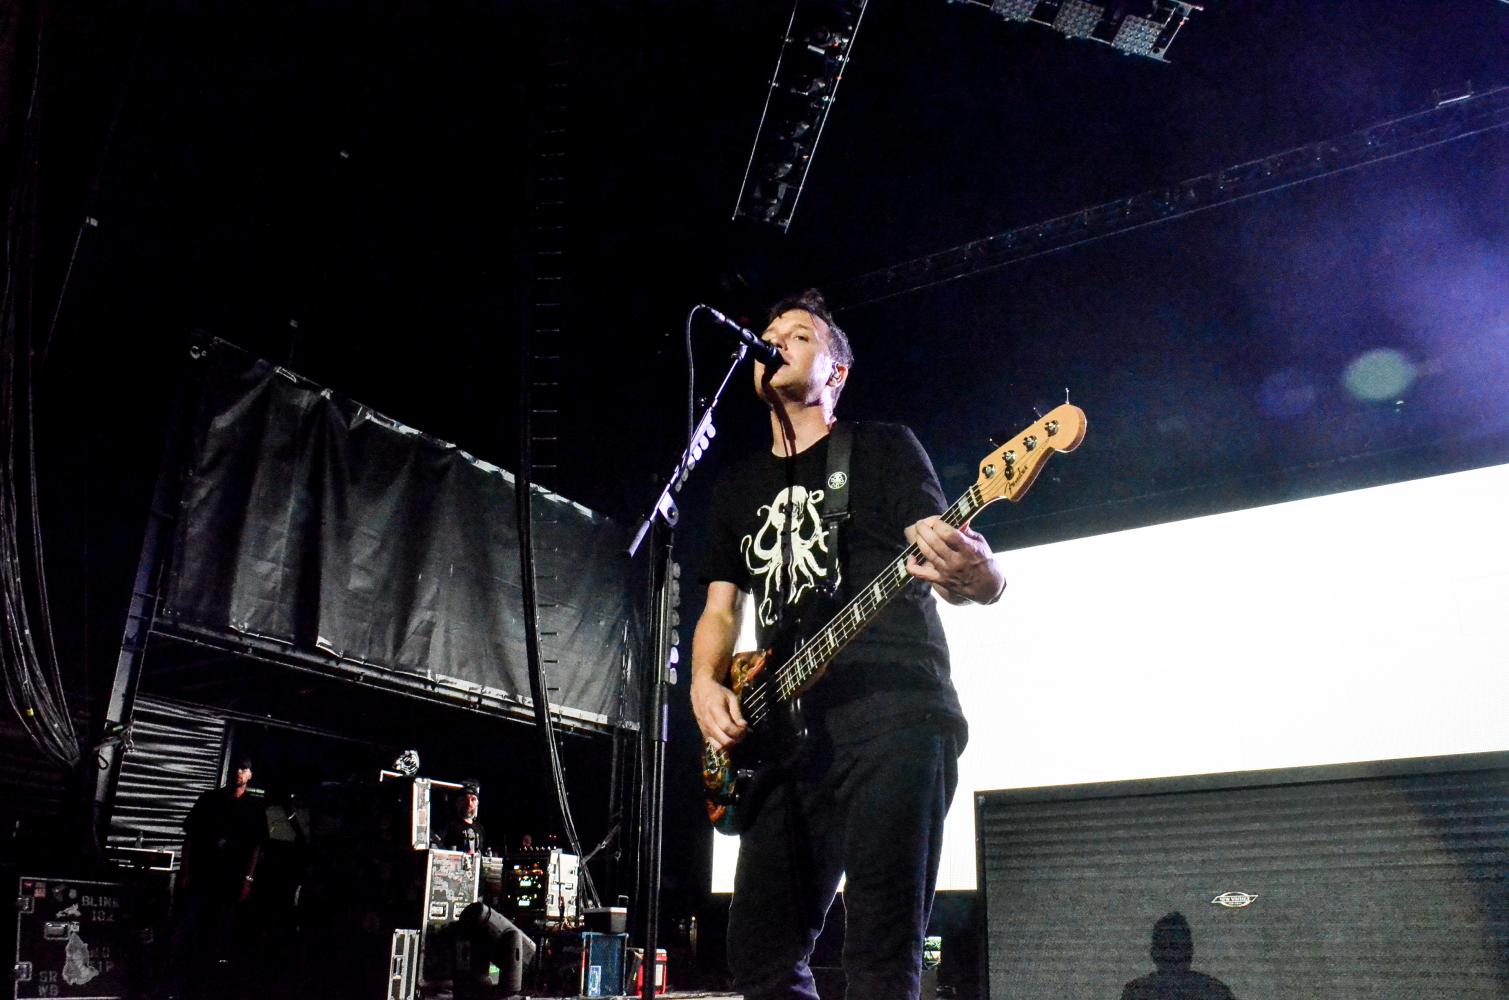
[1111,13,1165,57]
[957,0,1203,63]
[989,0,1038,22]
[1053,0,1104,39]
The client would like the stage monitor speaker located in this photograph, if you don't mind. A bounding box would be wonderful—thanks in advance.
[976,752,1509,1000]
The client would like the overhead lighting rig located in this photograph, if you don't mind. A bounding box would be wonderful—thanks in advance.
[733,0,870,231]
[952,0,1202,62]
[825,85,1509,308]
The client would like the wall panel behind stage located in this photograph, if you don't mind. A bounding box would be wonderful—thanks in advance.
[932,459,1509,891]
[159,341,634,726]
[977,755,1509,999]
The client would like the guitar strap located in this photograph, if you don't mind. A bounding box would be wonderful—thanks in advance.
[818,420,852,599]
[771,422,852,927]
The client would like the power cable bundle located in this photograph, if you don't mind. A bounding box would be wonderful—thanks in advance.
[0,9,81,769]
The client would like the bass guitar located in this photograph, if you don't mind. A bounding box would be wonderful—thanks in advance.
[702,403,1086,834]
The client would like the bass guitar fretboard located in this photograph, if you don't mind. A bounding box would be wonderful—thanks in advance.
[770,482,987,701]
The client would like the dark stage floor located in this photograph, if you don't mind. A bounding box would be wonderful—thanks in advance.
[426,994,740,1000]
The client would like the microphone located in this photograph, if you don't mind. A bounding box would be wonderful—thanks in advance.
[699,305,785,368]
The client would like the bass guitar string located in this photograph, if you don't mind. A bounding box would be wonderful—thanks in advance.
[770,543,925,700]
[768,484,982,701]
[712,480,988,762]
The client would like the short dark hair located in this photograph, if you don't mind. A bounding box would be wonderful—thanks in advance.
[766,289,854,403]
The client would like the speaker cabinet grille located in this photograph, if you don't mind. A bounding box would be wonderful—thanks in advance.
[977,754,1509,999]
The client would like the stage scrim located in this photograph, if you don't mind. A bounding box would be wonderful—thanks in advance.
[158,340,634,728]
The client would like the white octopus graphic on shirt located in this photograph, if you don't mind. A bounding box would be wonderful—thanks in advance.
[741,484,840,628]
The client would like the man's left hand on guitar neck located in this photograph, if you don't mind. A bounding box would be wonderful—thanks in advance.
[904,516,1007,606]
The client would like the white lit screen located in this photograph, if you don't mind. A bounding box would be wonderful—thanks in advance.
[711,461,1509,892]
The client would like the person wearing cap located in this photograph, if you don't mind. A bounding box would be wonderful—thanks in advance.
[180,755,265,903]
[168,754,268,995]
[432,779,487,855]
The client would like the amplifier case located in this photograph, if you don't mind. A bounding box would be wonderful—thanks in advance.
[419,849,481,983]
[13,875,164,1000]
[387,928,420,1000]
[579,931,628,997]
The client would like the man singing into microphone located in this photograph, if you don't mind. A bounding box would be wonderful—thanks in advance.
[690,290,1005,1000]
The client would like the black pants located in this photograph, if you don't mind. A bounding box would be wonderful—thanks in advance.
[727,722,958,1000]
[164,884,245,998]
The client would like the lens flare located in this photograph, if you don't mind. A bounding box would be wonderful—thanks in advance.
[1343,348,1416,402]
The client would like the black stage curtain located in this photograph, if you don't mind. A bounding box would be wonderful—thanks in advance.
[160,341,633,726]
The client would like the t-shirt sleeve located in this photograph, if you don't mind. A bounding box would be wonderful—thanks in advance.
[881,424,948,531]
[700,469,748,587]
[183,790,212,839]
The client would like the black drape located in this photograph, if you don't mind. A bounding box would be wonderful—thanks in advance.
[160,341,632,725]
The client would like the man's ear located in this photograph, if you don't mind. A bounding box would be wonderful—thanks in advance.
[828,363,848,387]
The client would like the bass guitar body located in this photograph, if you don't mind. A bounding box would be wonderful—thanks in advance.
[701,639,813,836]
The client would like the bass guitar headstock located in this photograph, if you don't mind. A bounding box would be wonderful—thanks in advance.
[975,403,1086,506]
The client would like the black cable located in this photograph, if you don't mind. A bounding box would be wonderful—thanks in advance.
[685,308,695,445]
[0,2,81,768]
[513,47,600,912]
[514,416,600,909]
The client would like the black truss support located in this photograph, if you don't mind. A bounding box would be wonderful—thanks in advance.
[826,85,1509,311]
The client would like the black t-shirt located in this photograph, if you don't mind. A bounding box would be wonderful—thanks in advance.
[702,421,966,744]
[183,786,268,891]
[433,818,486,855]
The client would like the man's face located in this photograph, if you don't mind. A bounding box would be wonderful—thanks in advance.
[457,792,478,821]
[755,309,845,406]
[233,766,252,788]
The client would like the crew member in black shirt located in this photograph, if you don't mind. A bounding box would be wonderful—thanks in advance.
[432,780,486,855]
[169,755,268,995]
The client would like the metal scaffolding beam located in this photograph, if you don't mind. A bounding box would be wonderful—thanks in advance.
[734,0,871,231]
[826,85,1509,311]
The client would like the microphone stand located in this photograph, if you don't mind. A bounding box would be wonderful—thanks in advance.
[627,339,748,999]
